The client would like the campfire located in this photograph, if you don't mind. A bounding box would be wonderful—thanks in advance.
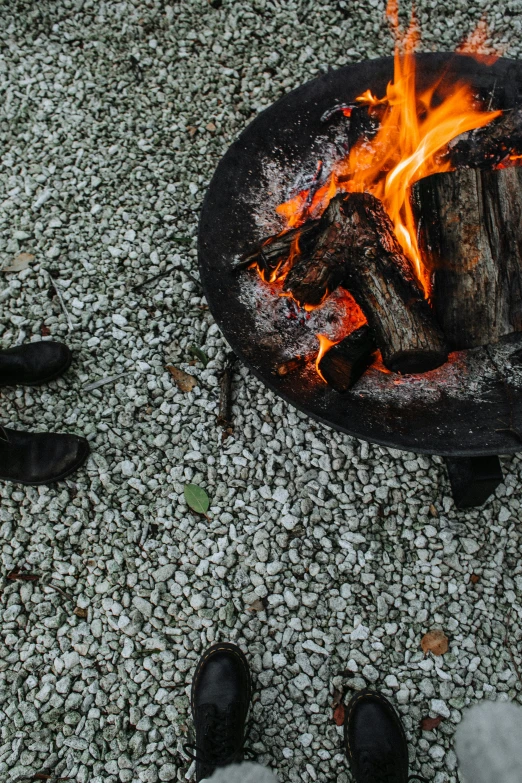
[235,2,522,393]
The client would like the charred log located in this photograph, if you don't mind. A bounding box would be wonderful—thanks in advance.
[447,107,522,170]
[283,200,348,305]
[318,326,377,392]
[283,193,448,373]
[339,193,448,373]
[413,166,522,349]
[237,220,321,278]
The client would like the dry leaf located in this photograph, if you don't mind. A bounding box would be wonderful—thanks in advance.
[187,126,198,136]
[40,324,51,336]
[3,252,35,273]
[73,607,88,618]
[429,504,438,517]
[247,598,266,612]
[470,573,480,584]
[167,365,197,392]
[421,715,443,731]
[333,703,345,726]
[206,122,216,131]
[331,688,343,708]
[421,629,449,656]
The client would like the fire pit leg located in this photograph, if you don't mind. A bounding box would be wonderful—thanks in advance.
[444,456,503,509]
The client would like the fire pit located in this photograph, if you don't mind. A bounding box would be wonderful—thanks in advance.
[198,51,522,507]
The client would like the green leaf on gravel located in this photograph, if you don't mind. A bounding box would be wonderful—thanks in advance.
[184,483,210,514]
[174,236,192,246]
[189,345,208,367]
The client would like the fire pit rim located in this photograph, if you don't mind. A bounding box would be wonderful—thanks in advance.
[198,52,522,457]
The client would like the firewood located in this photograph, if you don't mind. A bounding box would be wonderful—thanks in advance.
[447,107,522,170]
[318,326,377,392]
[284,193,448,373]
[237,220,321,278]
[413,166,522,349]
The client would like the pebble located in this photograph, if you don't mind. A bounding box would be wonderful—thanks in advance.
[0,5,521,783]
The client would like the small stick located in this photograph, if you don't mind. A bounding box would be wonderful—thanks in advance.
[46,270,74,332]
[131,264,200,292]
[217,352,236,429]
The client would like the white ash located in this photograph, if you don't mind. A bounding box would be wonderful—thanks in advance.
[1,3,522,783]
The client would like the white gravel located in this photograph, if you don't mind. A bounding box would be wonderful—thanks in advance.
[1,2,522,783]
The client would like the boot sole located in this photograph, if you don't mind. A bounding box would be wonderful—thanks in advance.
[0,349,73,387]
[0,438,90,486]
[190,641,252,717]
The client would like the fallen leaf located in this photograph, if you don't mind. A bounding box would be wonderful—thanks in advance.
[470,573,480,584]
[206,122,216,131]
[184,483,210,515]
[429,504,438,517]
[73,607,88,618]
[7,569,39,582]
[187,126,198,136]
[331,688,343,708]
[3,252,35,273]
[421,629,449,656]
[167,365,197,392]
[421,715,443,731]
[247,598,266,612]
[189,345,208,367]
[40,323,51,336]
[333,703,345,726]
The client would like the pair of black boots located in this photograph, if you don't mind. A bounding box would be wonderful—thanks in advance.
[188,643,425,782]
[0,342,89,484]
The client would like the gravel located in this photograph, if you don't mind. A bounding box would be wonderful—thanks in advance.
[1,1,522,782]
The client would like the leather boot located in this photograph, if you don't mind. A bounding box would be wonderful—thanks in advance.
[344,689,426,782]
[0,342,72,386]
[0,427,90,485]
[187,643,252,782]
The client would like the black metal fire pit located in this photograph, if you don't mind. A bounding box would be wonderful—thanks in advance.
[198,53,522,474]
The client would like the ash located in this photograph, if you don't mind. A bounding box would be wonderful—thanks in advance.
[1,4,522,783]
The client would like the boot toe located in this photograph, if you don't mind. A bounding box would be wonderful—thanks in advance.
[0,429,90,485]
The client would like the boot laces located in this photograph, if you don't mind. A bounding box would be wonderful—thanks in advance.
[184,705,249,771]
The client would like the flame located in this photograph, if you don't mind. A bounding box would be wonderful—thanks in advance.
[315,334,341,382]
[254,1,507,379]
[275,2,501,294]
[457,16,506,65]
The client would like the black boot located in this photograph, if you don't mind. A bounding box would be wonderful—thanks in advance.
[0,428,90,485]
[0,341,72,386]
[187,642,252,782]
[344,689,425,783]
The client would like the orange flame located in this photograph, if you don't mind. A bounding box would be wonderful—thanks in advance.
[457,16,506,65]
[275,2,501,294]
[255,2,507,378]
[315,334,341,382]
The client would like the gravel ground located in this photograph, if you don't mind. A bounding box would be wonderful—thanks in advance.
[1,2,522,782]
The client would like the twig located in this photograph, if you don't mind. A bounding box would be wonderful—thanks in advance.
[46,270,74,332]
[43,582,75,602]
[131,264,200,292]
[217,352,236,433]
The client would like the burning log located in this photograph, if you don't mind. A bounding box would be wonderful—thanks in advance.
[413,166,522,349]
[318,326,377,392]
[237,220,321,279]
[284,193,448,373]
